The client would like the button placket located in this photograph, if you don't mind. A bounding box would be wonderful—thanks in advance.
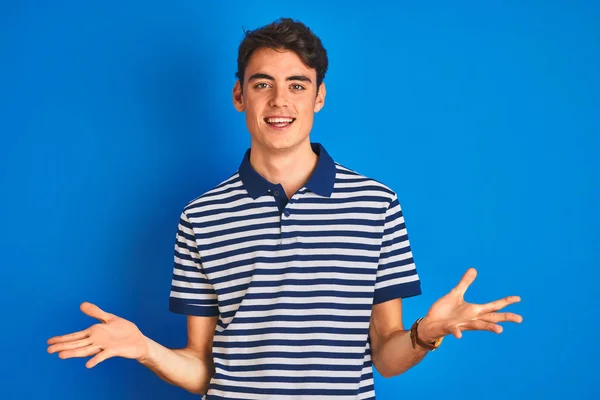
[279,190,302,246]
[280,196,298,245]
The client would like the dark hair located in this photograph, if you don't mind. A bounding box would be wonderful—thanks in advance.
[235,18,328,92]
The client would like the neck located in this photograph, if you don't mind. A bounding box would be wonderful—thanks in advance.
[249,139,318,199]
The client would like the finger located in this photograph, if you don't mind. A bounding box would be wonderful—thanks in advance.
[449,325,462,339]
[48,338,93,354]
[80,302,113,323]
[452,268,477,296]
[58,344,102,360]
[480,312,523,324]
[480,296,521,313]
[47,329,89,345]
[464,319,503,334]
[86,349,116,369]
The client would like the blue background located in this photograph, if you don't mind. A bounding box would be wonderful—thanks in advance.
[1,1,598,399]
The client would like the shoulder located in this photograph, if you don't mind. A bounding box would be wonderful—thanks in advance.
[333,162,399,206]
[182,171,243,215]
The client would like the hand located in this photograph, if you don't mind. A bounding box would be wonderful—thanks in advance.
[418,268,523,342]
[47,302,149,368]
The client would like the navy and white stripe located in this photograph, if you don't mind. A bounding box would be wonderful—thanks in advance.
[169,143,421,400]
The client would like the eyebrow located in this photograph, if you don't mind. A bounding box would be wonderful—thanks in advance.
[248,73,312,83]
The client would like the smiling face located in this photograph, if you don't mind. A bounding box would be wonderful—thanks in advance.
[233,47,326,153]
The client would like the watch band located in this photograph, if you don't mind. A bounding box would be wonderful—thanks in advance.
[410,317,443,351]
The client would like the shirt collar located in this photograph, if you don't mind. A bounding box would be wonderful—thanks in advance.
[238,142,336,199]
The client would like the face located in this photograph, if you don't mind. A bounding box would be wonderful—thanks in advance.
[233,47,326,153]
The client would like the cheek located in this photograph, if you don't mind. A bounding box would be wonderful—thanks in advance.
[243,105,259,121]
[301,102,316,121]
[245,98,266,122]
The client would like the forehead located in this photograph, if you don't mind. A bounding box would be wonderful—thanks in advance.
[245,47,316,80]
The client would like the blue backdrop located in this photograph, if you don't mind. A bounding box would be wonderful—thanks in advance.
[1,1,598,399]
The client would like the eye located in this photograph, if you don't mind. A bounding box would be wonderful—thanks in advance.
[254,82,270,89]
[291,84,305,91]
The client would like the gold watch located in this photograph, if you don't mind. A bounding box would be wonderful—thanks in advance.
[410,317,443,351]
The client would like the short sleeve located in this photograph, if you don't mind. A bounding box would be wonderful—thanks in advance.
[373,194,422,305]
[168,210,219,317]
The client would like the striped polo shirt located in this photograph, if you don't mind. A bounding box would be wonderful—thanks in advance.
[169,142,422,400]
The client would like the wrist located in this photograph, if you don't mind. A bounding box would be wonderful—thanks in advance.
[417,316,444,344]
[137,335,154,365]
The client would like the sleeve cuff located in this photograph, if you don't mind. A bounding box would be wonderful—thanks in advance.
[373,280,422,305]
[169,298,219,317]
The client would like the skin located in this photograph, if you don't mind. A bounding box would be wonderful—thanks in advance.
[46,46,523,393]
[232,47,326,198]
[370,268,522,377]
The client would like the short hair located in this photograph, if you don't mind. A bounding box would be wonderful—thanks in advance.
[235,18,328,92]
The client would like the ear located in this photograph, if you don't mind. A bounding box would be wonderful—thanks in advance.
[314,81,326,113]
[232,80,245,112]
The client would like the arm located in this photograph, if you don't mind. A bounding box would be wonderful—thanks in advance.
[370,195,522,377]
[370,268,523,379]
[47,303,218,395]
[138,315,218,395]
[150,207,220,393]
[370,193,428,377]
[369,298,427,378]
[48,209,221,395]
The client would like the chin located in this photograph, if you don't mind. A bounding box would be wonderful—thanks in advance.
[254,133,298,149]
[264,140,296,152]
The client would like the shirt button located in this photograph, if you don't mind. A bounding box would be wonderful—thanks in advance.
[273,190,280,196]
[284,210,291,217]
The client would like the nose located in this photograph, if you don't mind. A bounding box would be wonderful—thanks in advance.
[268,85,288,108]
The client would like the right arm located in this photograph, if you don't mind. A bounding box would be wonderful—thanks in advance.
[48,210,220,394]
[138,315,218,395]
[47,303,218,395]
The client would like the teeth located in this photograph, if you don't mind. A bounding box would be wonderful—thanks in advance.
[267,118,293,123]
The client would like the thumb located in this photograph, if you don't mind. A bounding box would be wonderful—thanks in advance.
[452,267,477,297]
[86,348,116,369]
[80,302,113,323]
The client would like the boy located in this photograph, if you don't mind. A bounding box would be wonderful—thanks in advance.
[48,18,522,399]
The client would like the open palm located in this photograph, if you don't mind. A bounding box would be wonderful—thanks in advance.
[421,268,522,340]
[47,302,148,368]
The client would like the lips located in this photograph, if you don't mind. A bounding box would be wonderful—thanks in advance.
[264,116,296,129]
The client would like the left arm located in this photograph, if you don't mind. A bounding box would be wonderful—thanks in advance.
[370,196,522,377]
[369,298,428,378]
[370,268,523,378]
